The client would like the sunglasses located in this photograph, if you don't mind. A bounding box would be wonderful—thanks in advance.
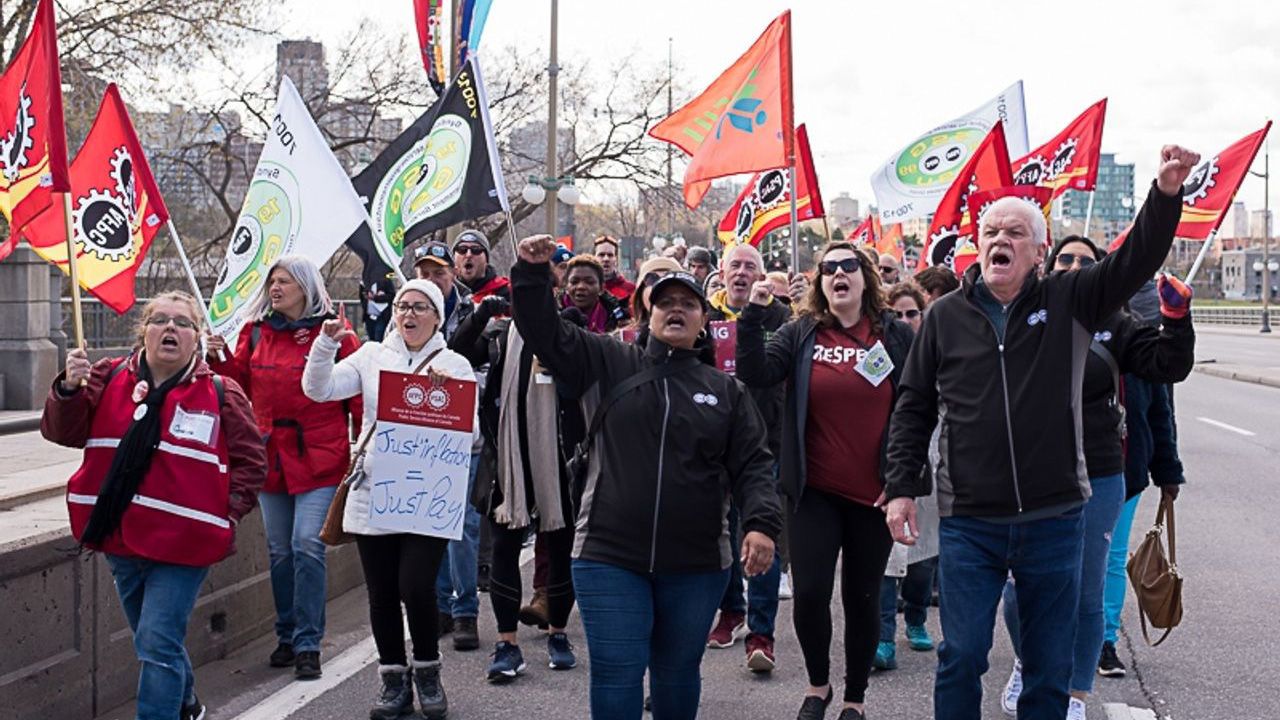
[146,314,198,330]
[393,302,434,315]
[878,265,898,274]
[819,257,861,275]
[1055,252,1096,268]
[454,245,486,256]
[895,309,921,320]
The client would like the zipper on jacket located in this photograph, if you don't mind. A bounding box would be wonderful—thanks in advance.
[649,350,674,572]
[977,304,1025,514]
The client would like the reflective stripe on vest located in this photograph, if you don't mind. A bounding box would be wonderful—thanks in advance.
[84,437,228,473]
[67,492,231,529]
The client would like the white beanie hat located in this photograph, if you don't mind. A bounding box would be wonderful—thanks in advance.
[393,279,446,323]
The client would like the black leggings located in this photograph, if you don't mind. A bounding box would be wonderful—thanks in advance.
[790,488,894,703]
[356,533,448,665]
[490,525,575,633]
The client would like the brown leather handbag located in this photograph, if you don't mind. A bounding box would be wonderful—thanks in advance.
[1126,494,1183,646]
[318,349,443,546]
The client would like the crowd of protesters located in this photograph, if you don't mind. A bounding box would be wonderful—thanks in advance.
[40,144,1201,720]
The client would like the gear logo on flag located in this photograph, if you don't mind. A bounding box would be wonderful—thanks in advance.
[1013,155,1047,186]
[1,87,36,184]
[110,146,139,221]
[1181,157,1220,206]
[1047,138,1078,180]
[73,188,134,261]
[928,225,962,270]
[730,168,789,244]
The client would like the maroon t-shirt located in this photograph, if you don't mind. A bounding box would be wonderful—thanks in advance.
[804,317,894,506]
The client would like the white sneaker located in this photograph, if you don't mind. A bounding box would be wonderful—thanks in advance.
[1067,697,1087,720]
[1001,660,1022,716]
[778,572,793,600]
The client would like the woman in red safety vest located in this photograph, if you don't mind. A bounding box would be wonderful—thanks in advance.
[42,290,266,720]
[206,255,362,680]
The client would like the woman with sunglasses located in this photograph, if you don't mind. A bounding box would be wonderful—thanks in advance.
[304,279,478,720]
[206,255,361,680]
[737,243,915,720]
[998,235,1195,720]
[43,291,267,720]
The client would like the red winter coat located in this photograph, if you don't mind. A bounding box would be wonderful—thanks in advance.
[42,354,267,567]
[211,318,362,495]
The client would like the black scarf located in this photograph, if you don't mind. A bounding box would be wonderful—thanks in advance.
[80,352,192,546]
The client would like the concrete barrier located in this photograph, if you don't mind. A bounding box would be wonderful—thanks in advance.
[0,511,363,720]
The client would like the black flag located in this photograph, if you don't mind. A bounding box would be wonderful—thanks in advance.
[345,54,510,287]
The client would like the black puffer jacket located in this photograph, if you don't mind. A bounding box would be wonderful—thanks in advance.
[511,260,783,574]
[883,182,1183,518]
[736,308,915,509]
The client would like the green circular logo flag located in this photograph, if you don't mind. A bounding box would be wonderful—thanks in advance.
[891,126,985,193]
[210,162,300,329]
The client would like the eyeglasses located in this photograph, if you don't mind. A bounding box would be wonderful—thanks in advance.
[1055,252,1096,268]
[454,245,485,256]
[393,302,434,315]
[895,309,921,320]
[146,314,198,330]
[819,257,861,275]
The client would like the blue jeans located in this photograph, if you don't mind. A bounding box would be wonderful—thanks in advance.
[720,501,781,638]
[259,486,337,652]
[1103,495,1141,643]
[105,555,209,720]
[880,557,938,642]
[1002,475,1124,693]
[572,558,729,720]
[935,509,1084,720]
[436,453,481,618]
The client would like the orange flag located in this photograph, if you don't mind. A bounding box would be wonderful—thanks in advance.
[649,11,792,209]
[0,0,70,259]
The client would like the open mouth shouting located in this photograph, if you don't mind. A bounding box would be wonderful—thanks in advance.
[830,276,852,299]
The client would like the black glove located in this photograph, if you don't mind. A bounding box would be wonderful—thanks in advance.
[560,306,587,327]
[476,295,510,321]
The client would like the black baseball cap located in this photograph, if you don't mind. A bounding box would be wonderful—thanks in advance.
[413,241,453,268]
[649,271,708,308]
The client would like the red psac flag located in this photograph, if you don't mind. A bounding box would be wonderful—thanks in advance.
[1012,99,1107,198]
[650,10,792,209]
[0,0,70,259]
[716,123,822,247]
[1175,122,1271,240]
[922,123,1013,271]
[24,84,169,313]
[848,215,876,245]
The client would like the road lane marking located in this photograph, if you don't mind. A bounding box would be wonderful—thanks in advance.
[231,546,537,720]
[1196,416,1256,436]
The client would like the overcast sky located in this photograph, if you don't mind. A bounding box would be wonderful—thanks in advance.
[257,0,1276,214]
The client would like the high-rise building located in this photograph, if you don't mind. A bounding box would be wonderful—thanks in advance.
[830,192,860,229]
[276,40,329,105]
[1220,201,1249,239]
[1060,153,1135,236]
[1251,209,1273,240]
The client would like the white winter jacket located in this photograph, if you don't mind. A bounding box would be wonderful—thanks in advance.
[302,329,478,537]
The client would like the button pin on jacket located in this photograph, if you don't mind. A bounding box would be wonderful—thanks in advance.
[1026,309,1048,326]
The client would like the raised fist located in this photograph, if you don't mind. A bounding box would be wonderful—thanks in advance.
[1156,145,1201,197]
[749,280,773,306]
[517,234,557,265]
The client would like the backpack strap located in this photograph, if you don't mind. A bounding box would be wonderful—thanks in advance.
[583,356,701,448]
[212,375,225,408]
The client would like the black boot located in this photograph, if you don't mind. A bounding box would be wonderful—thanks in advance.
[412,659,449,720]
[370,665,413,720]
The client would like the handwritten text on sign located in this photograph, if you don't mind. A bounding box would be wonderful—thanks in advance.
[367,372,476,539]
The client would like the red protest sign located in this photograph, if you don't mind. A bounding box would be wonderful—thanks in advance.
[710,320,737,376]
[377,373,476,433]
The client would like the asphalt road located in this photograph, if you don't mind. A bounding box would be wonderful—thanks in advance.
[89,371,1278,720]
[1194,326,1280,370]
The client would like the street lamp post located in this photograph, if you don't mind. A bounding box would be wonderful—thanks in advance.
[1250,137,1271,332]
[545,0,560,237]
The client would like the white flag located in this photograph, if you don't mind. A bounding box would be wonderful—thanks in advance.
[870,81,1029,223]
[208,76,369,348]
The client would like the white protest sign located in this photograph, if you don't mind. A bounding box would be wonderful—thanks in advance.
[366,371,476,539]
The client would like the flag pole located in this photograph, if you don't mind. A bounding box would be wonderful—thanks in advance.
[788,162,799,268]
[1082,190,1097,238]
[504,211,520,256]
[60,193,85,351]
[1186,229,1218,285]
[820,215,832,243]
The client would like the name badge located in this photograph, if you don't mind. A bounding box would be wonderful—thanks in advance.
[170,405,217,446]
[853,340,894,387]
